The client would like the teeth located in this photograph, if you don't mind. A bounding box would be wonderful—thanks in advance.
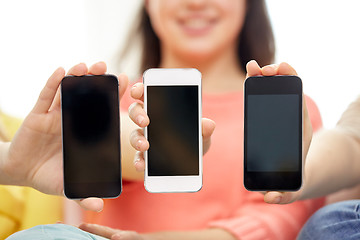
[183,19,210,29]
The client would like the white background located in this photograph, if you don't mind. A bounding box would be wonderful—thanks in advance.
[0,0,359,128]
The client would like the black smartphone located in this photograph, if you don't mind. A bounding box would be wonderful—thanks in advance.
[244,75,302,191]
[61,74,121,199]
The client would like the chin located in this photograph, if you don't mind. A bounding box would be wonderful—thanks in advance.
[176,45,220,62]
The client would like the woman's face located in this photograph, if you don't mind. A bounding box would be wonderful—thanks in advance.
[147,0,247,61]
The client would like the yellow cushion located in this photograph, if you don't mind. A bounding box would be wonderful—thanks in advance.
[20,187,63,230]
[0,216,17,240]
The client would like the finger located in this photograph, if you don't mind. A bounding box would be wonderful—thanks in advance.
[111,231,141,240]
[264,191,284,204]
[202,118,216,155]
[32,67,65,114]
[130,129,149,152]
[67,63,88,76]
[261,64,279,76]
[202,118,216,139]
[49,86,61,111]
[79,223,118,238]
[88,61,107,75]
[246,60,262,78]
[128,102,150,128]
[264,191,297,204]
[277,62,298,76]
[303,96,313,159]
[118,73,129,99]
[130,83,144,102]
[76,198,104,212]
[134,151,145,172]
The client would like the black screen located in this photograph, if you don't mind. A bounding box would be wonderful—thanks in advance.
[147,86,199,176]
[246,94,299,172]
[61,75,121,198]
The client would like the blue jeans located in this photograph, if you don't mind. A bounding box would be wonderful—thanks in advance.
[6,224,107,240]
[298,200,360,240]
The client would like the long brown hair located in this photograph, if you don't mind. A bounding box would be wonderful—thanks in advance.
[119,0,275,74]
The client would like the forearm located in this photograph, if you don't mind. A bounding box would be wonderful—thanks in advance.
[0,142,15,185]
[143,228,236,240]
[300,128,360,200]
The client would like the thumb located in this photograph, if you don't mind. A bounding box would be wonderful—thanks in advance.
[76,197,104,212]
[111,231,142,240]
[202,118,216,139]
[264,191,300,204]
[202,118,216,155]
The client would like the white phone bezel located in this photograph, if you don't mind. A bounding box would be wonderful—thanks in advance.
[143,68,203,193]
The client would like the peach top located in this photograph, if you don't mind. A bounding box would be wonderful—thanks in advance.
[85,87,324,240]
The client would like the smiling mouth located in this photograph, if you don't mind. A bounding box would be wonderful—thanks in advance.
[178,18,217,36]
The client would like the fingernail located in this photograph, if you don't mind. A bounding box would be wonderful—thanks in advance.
[134,160,141,169]
[266,63,276,68]
[136,140,143,150]
[136,115,145,125]
[134,157,140,164]
[273,196,282,204]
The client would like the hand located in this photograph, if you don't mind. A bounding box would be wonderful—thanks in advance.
[0,62,129,211]
[79,223,235,240]
[246,60,312,204]
[127,82,216,172]
[79,223,146,240]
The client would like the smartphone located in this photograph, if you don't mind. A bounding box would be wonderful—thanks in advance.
[143,68,202,193]
[244,75,303,191]
[61,74,121,199]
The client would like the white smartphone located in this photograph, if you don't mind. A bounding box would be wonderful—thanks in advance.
[143,68,202,193]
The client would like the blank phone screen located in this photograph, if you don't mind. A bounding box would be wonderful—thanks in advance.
[61,75,120,195]
[246,94,299,172]
[147,86,199,176]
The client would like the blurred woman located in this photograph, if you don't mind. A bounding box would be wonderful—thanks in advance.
[81,1,324,239]
[4,0,324,239]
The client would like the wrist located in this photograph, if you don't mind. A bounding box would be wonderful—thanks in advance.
[336,96,360,141]
[0,141,28,187]
[0,142,14,185]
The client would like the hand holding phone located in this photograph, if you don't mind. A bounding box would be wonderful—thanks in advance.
[243,61,313,193]
[127,82,216,177]
[244,74,303,191]
[61,74,122,199]
[1,62,126,211]
[142,68,203,193]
